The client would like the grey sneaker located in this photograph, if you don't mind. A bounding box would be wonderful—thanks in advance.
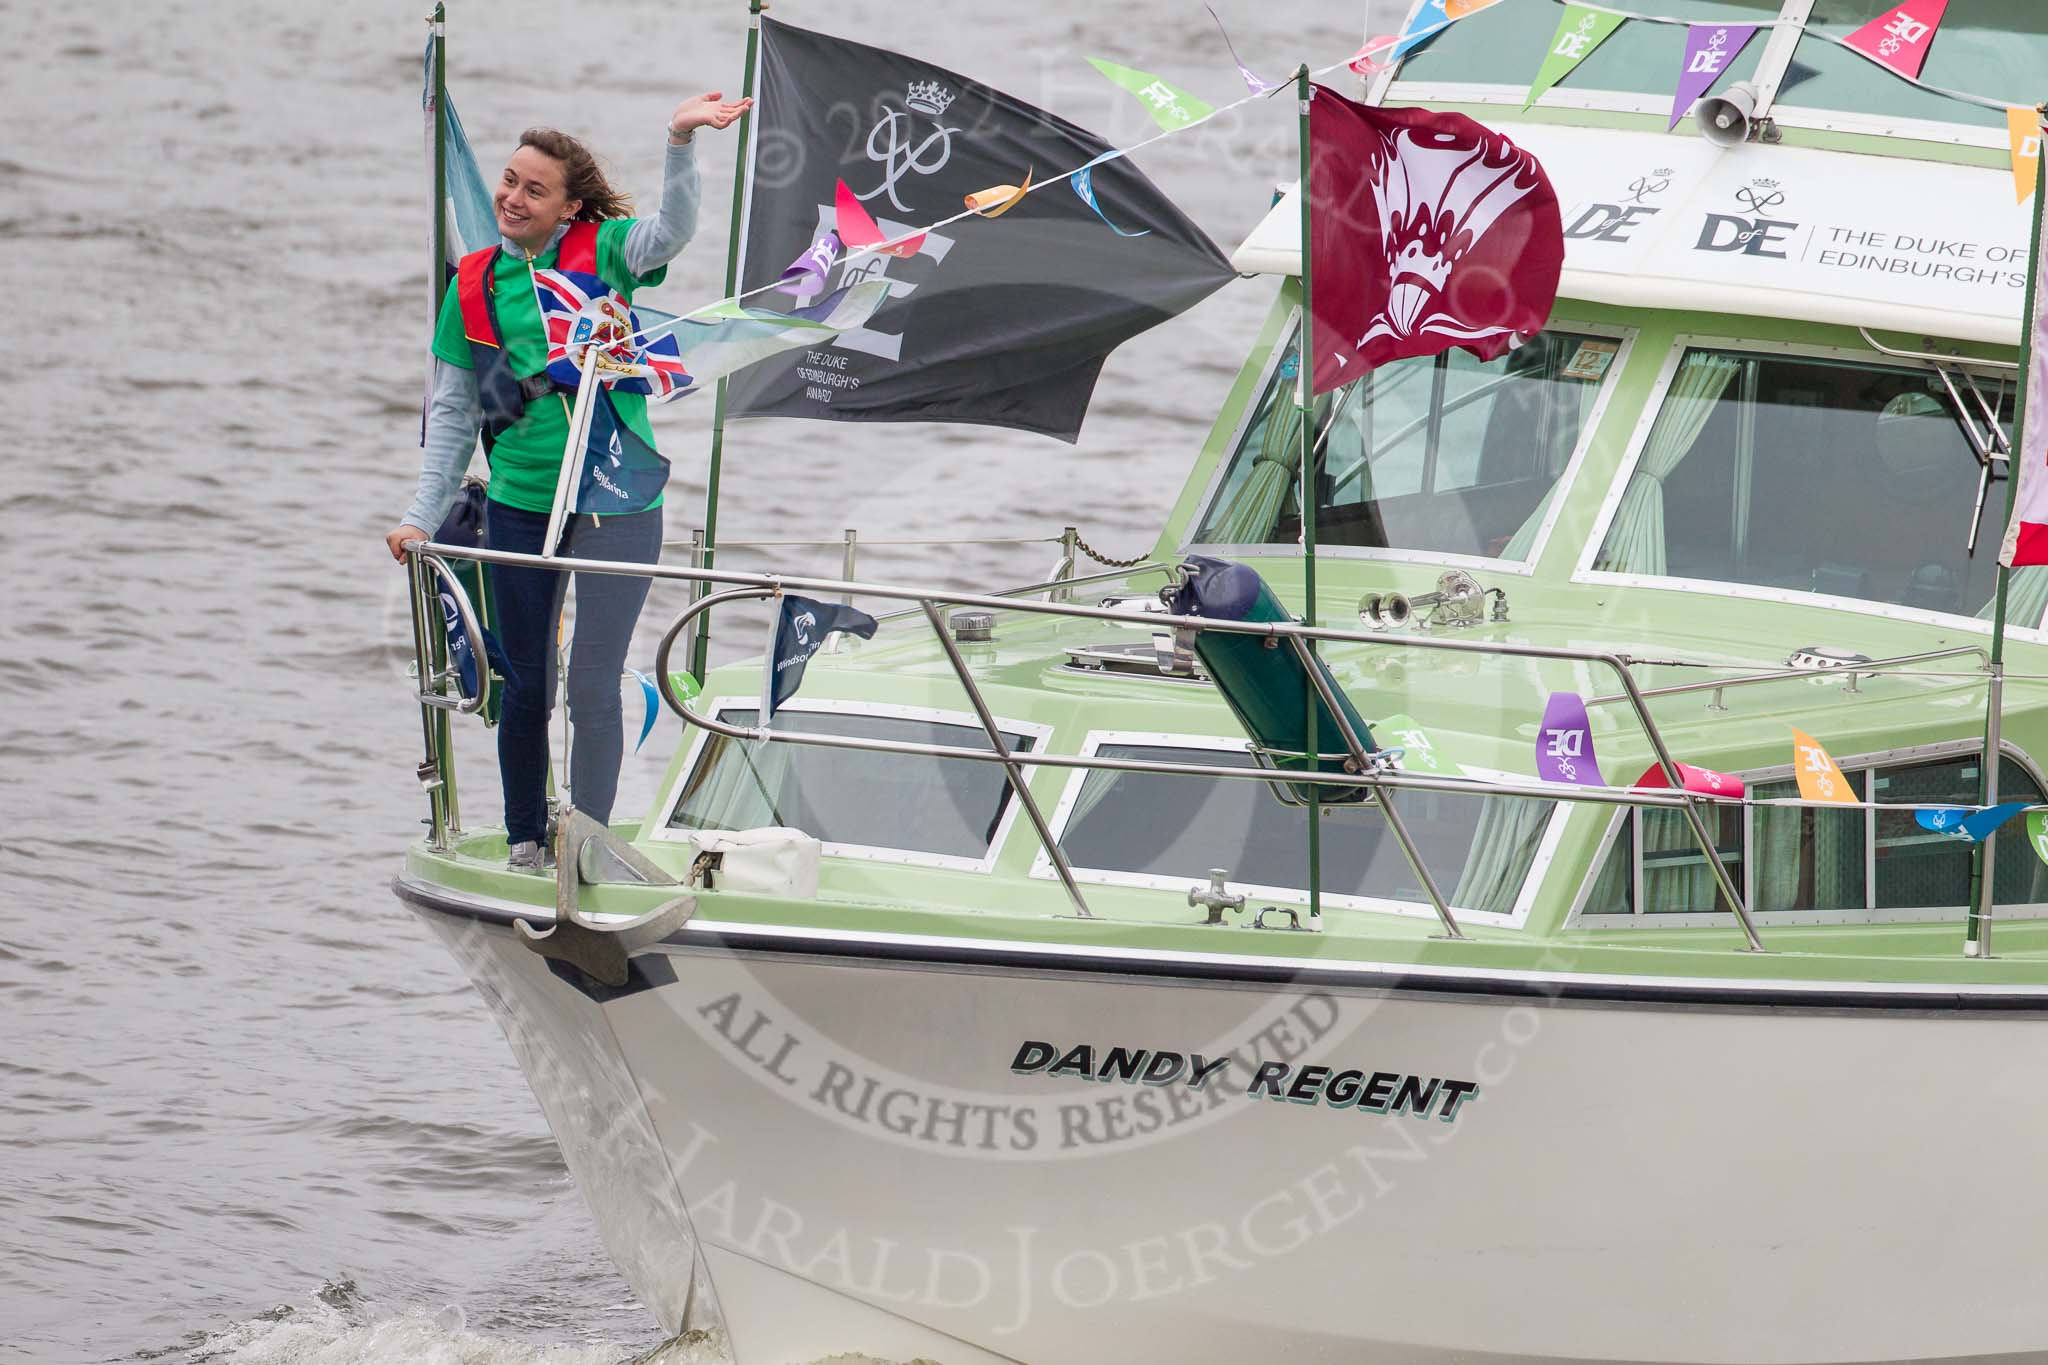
[508,840,555,873]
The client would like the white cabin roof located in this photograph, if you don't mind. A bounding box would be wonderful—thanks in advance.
[1231,123,2031,348]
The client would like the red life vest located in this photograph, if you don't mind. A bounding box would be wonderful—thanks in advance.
[453,221,607,450]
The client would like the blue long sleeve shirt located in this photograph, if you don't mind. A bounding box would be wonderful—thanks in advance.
[400,137,700,531]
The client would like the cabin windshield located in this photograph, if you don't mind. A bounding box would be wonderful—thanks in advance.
[1590,346,2047,626]
[1193,326,1615,561]
[1776,2,2048,134]
[1390,0,1772,100]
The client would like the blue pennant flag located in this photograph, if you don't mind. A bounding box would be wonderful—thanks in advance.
[575,390,671,515]
[1392,0,1457,58]
[1916,802,2032,842]
[763,594,879,722]
[1071,162,1150,238]
[626,668,660,752]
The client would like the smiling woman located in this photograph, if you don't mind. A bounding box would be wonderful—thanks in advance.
[384,90,752,872]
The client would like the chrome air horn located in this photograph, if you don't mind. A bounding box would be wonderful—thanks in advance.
[1360,570,1506,631]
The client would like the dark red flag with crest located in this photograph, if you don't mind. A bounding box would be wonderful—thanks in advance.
[1307,86,1564,395]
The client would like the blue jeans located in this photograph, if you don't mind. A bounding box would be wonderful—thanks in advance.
[485,499,662,844]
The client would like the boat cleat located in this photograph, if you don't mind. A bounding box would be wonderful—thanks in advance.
[1188,868,1246,925]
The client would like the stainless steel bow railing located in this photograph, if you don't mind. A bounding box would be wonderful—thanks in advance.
[403,538,1824,949]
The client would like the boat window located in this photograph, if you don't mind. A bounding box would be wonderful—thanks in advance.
[1777,3,2048,134]
[1872,755,2046,910]
[1057,743,1554,914]
[1390,1,1770,100]
[1582,749,2048,917]
[1195,326,1613,561]
[1590,347,2048,626]
[668,708,1036,863]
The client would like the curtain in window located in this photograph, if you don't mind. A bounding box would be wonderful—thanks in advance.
[1976,567,2048,632]
[1500,486,1556,562]
[1754,790,1863,912]
[1207,377,1307,545]
[1596,354,1743,577]
[1449,796,1554,913]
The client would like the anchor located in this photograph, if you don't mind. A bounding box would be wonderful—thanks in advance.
[515,809,696,988]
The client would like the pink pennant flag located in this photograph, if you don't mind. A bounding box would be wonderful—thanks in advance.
[1633,762,1745,799]
[834,179,924,260]
[1843,0,1949,81]
[1669,24,1758,131]
[1348,35,1398,76]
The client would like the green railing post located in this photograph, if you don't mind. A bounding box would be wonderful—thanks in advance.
[1968,105,2047,957]
[1295,65,1322,924]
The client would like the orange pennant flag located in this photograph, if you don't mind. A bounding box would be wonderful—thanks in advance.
[964,169,1035,218]
[2009,107,2042,204]
[1792,728,1858,805]
[834,179,924,259]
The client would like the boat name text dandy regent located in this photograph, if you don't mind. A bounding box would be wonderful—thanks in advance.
[1009,1040,1480,1123]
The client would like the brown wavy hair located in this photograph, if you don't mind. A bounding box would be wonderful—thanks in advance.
[517,128,633,221]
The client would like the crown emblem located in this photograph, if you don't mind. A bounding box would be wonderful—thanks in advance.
[1751,177,1780,189]
[1651,167,1675,177]
[906,80,955,117]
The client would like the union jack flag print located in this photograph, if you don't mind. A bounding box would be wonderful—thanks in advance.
[530,269,692,398]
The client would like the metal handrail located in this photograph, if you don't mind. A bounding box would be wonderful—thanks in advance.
[647,587,1097,918]
[1584,646,1993,710]
[413,553,490,716]
[406,539,1784,946]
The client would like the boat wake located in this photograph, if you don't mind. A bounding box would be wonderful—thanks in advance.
[164,1296,897,1365]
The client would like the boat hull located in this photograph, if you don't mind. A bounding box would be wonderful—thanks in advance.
[406,880,2048,1365]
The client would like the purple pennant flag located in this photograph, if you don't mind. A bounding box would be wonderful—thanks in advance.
[1536,691,1604,787]
[776,230,843,301]
[1205,4,1283,96]
[1669,23,1758,131]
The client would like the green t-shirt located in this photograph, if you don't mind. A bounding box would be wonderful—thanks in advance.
[432,217,668,514]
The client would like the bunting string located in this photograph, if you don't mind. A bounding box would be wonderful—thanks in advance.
[608,56,1322,352]
[1553,0,2017,113]
[612,2,2034,351]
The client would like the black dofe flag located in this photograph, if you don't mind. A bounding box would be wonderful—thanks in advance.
[726,18,1236,443]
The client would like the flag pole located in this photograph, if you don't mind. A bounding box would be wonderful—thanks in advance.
[1967,106,2047,957]
[693,0,766,679]
[1296,64,1322,925]
[429,3,448,315]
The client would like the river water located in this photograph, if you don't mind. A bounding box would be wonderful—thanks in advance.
[1,1,1392,1360]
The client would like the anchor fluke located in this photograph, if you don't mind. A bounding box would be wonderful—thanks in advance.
[515,810,695,988]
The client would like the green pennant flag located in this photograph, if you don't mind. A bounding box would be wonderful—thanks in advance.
[1526,5,1626,109]
[2027,810,2048,866]
[1087,58,1214,132]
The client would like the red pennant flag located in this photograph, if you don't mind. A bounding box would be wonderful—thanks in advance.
[834,178,924,260]
[1633,761,1745,798]
[1843,0,1949,81]
[1306,86,1563,395]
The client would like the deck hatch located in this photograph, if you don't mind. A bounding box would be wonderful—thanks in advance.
[658,700,1049,873]
[1034,732,1563,926]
